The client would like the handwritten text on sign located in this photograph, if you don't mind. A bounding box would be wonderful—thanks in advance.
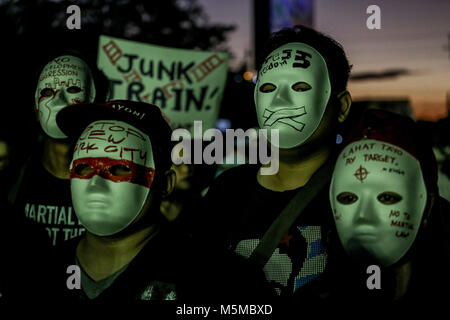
[97,35,229,132]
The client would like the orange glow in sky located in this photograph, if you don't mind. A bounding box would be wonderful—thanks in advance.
[315,0,450,121]
[199,0,449,121]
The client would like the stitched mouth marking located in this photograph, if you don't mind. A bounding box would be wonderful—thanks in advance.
[262,106,307,132]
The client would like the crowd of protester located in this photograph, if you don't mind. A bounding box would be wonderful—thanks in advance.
[0,25,448,313]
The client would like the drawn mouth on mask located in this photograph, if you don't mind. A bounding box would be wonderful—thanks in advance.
[42,89,61,129]
[44,102,52,128]
[262,106,307,132]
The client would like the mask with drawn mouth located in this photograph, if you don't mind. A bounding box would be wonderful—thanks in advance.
[254,42,331,149]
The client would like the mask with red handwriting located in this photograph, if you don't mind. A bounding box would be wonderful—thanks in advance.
[35,55,96,139]
[70,120,155,236]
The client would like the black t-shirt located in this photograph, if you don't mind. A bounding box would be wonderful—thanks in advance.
[13,156,85,246]
[53,233,184,302]
[49,228,273,302]
[196,164,334,297]
[0,202,55,302]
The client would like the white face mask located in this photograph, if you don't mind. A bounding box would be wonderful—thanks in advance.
[254,42,331,149]
[330,139,427,266]
[70,120,155,236]
[35,55,96,139]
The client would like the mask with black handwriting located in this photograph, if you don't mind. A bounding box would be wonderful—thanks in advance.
[254,42,331,149]
[330,139,427,266]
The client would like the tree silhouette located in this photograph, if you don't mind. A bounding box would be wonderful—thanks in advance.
[1,0,234,50]
[0,0,235,159]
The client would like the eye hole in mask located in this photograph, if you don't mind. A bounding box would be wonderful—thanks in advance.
[377,192,402,205]
[259,83,277,93]
[67,86,82,94]
[291,81,312,92]
[40,88,54,98]
[110,164,132,176]
[74,163,93,177]
[337,192,358,205]
[71,157,155,188]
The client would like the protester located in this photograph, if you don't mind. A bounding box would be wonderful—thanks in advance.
[295,109,450,307]
[8,51,109,247]
[195,25,352,296]
[49,100,271,302]
[160,161,217,239]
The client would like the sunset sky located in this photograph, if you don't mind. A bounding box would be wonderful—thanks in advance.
[198,0,450,121]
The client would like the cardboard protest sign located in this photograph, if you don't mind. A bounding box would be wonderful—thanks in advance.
[97,35,229,133]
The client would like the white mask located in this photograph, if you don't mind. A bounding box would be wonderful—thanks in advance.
[330,139,427,266]
[35,55,96,139]
[70,120,155,236]
[254,42,331,149]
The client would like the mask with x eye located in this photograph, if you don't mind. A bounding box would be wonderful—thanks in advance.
[254,42,331,149]
[329,139,427,266]
[70,120,155,236]
[35,55,96,139]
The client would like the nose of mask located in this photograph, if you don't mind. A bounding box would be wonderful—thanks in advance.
[52,89,71,107]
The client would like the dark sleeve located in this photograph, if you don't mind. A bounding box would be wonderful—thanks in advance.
[191,165,253,251]
[0,202,56,301]
[192,168,233,246]
[177,237,277,302]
